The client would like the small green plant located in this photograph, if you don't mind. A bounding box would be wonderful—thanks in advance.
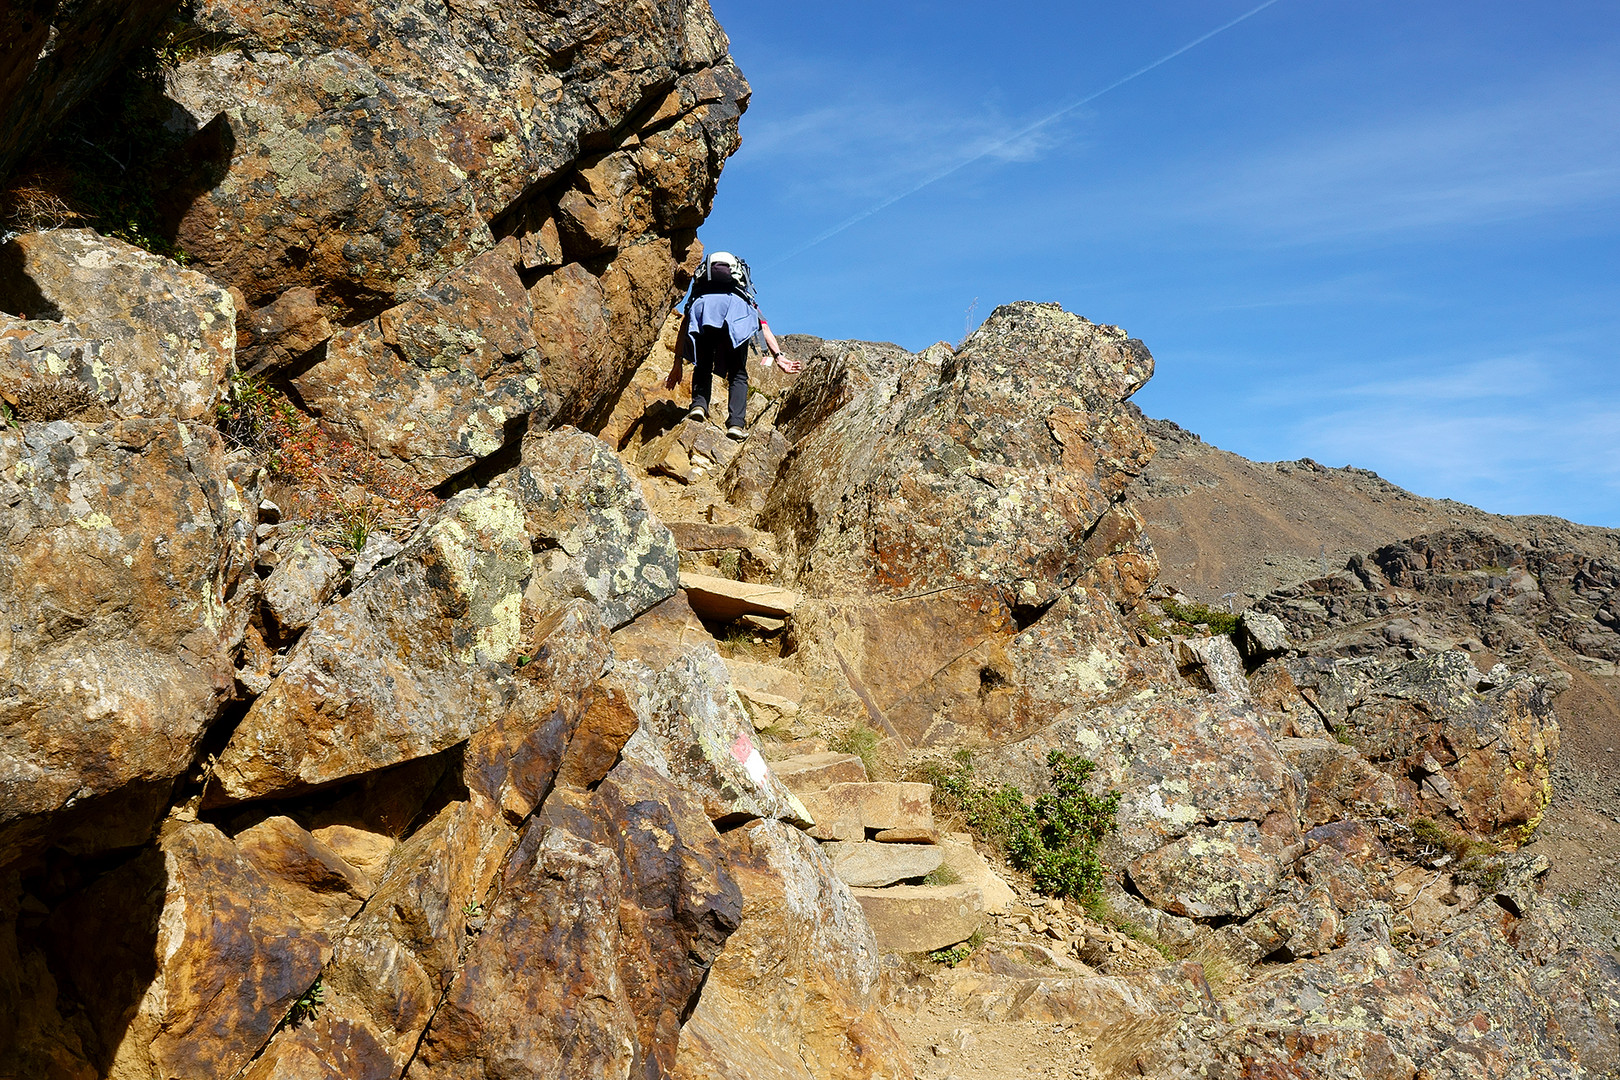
[925,749,1120,903]
[461,900,484,918]
[289,979,324,1025]
[927,928,984,967]
[1410,818,1498,863]
[0,399,16,430]
[1080,895,1173,960]
[1160,598,1240,637]
[829,722,882,780]
[1331,724,1356,746]
[338,502,379,554]
[922,863,962,887]
[1137,612,1171,641]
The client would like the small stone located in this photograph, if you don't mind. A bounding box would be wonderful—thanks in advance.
[259,499,282,523]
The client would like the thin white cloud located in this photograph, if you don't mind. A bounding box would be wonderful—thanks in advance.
[1173,65,1620,244]
[1258,348,1620,522]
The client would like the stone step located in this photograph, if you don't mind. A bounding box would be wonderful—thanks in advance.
[823,841,943,888]
[850,884,986,953]
[723,657,804,703]
[769,751,868,791]
[936,835,1017,914]
[794,781,934,842]
[680,572,798,622]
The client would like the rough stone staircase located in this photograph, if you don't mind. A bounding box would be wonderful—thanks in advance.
[596,333,1237,1080]
[595,330,1023,955]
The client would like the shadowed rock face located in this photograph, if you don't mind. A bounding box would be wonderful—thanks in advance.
[0,0,181,181]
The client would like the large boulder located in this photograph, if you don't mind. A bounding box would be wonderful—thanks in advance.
[0,418,253,865]
[620,649,813,827]
[211,488,533,803]
[409,762,741,1080]
[674,820,911,1080]
[0,229,236,422]
[498,426,679,629]
[762,304,1161,745]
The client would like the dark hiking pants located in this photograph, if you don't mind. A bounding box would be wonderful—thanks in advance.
[691,325,749,429]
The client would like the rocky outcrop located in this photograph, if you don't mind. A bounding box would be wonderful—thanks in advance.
[762,304,1162,746]
[138,0,749,481]
[0,229,236,422]
[0,417,253,864]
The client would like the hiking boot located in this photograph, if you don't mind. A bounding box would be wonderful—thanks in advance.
[726,425,746,441]
[686,407,706,422]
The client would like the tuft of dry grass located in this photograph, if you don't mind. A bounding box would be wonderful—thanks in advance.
[13,377,104,422]
[1,184,83,233]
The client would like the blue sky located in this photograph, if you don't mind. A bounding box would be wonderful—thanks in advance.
[699,1,1620,527]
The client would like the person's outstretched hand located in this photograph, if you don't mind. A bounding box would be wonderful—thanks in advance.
[776,354,802,374]
[664,360,682,390]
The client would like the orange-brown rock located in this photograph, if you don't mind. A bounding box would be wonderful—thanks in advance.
[48,820,351,1080]
[675,820,912,1080]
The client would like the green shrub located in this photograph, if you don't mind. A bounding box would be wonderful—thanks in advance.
[830,722,882,780]
[1160,598,1240,637]
[924,749,1119,902]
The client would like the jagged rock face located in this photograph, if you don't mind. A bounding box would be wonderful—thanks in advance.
[152,0,747,481]
[1137,897,1620,1078]
[1286,650,1559,838]
[1258,527,1620,669]
[763,303,1161,745]
[0,229,237,422]
[768,303,1155,605]
[48,818,365,1080]
[0,418,253,864]
[498,425,680,629]
[674,820,910,1080]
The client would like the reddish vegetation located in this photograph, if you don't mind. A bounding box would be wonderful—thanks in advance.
[222,377,439,539]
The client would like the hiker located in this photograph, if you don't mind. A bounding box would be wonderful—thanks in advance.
[664,250,800,439]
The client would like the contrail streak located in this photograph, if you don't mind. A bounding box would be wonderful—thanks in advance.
[764,0,1289,269]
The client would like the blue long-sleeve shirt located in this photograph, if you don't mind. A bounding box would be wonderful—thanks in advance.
[687,292,760,351]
